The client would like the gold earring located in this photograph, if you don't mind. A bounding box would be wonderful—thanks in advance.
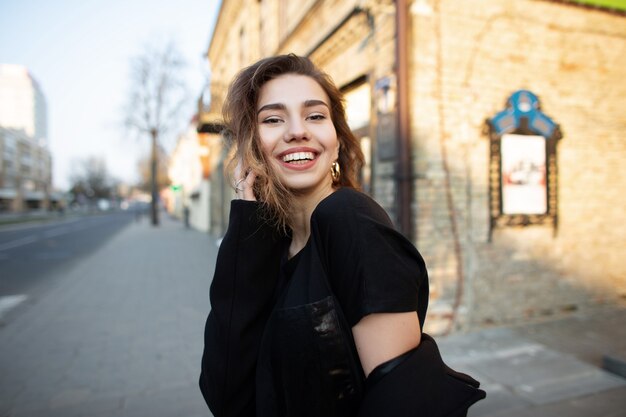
[331,161,341,183]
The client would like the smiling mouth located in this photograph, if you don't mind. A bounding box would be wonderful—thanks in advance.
[282,151,315,164]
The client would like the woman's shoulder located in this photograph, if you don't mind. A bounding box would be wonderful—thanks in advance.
[312,187,392,229]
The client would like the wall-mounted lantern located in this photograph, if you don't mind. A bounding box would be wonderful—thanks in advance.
[485,90,563,240]
[374,75,397,161]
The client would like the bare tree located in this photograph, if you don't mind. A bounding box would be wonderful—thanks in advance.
[69,156,117,205]
[136,145,171,193]
[124,40,188,226]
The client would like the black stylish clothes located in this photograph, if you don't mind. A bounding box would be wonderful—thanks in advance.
[200,188,485,417]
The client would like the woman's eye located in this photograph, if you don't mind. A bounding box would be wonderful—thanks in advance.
[308,114,326,121]
[262,117,283,124]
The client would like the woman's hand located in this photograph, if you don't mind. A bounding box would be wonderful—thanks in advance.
[234,159,257,201]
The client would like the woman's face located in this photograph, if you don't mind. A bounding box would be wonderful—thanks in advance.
[256,73,339,196]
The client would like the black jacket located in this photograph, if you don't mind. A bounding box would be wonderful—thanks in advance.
[200,188,485,416]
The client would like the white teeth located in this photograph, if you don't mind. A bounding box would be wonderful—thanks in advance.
[282,152,314,162]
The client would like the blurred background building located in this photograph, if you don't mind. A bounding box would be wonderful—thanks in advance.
[0,64,58,212]
[170,0,626,331]
[166,117,209,231]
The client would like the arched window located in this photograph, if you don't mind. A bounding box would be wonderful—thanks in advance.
[486,90,562,240]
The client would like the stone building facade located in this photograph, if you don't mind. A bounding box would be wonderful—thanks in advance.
[201,0,626,330]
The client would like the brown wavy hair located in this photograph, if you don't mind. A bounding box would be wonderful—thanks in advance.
[222,54,364,231]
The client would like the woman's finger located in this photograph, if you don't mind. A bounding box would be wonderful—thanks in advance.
[243,171,257,201]
[234,167,256,201]
[234,159,244,182]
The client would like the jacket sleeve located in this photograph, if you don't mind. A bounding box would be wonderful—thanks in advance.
[311,189,428,328]
[358,334,486,417]
[199,200,284,417]
[313,190,486,415]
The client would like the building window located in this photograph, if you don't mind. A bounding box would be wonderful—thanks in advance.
[2,174,14,188]
[4,159,14,173]
[3,133,16,156]
[342,77,372,193]
[486,90,562,239]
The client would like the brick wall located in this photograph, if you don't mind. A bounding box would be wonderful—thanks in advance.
[412,0,626,327]
[206,0,626,329]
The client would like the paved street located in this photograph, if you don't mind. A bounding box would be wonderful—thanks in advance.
[0,212,625,416]
[0,212,134,301]
[0,214,215,417]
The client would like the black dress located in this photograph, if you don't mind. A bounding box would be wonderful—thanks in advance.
[200,188,485,417]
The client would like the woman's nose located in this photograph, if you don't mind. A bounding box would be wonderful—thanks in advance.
[284,119,309,141]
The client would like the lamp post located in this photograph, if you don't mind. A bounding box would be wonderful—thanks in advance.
[150,127,159,226]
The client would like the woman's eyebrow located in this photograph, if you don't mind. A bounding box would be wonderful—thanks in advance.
[257,103,286,115]
[257,99,329,115]
[303,99,329,109]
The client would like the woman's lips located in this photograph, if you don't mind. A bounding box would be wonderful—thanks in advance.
[282,151,315,163]
[276,148,319,171]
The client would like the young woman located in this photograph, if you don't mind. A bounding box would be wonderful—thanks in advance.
[199,54,485,417]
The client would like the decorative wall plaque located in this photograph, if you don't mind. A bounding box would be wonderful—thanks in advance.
[485,90,562,239]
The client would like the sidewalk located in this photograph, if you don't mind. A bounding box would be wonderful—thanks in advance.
[437,306,626,417]
[1,212,625,416]
[0,214,216,417]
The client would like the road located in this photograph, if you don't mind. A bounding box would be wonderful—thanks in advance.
[0,212,135,320]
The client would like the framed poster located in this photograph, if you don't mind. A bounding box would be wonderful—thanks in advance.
[501,134,547,215]
[485,90,562,239]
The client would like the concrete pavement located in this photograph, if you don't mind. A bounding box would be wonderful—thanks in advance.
[438,307,626,417]
[417,254,626,414]
[0,214,216,417]
[1,212,625,416]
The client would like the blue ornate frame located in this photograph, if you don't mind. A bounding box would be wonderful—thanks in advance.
[485,90,563,240]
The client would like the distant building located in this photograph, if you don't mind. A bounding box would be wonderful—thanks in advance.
[166,120,209,231]
[0,64,47,145]
[0,64,54,211]
[164,111,228,233]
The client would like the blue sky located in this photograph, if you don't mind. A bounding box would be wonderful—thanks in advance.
[0,0,221,190]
